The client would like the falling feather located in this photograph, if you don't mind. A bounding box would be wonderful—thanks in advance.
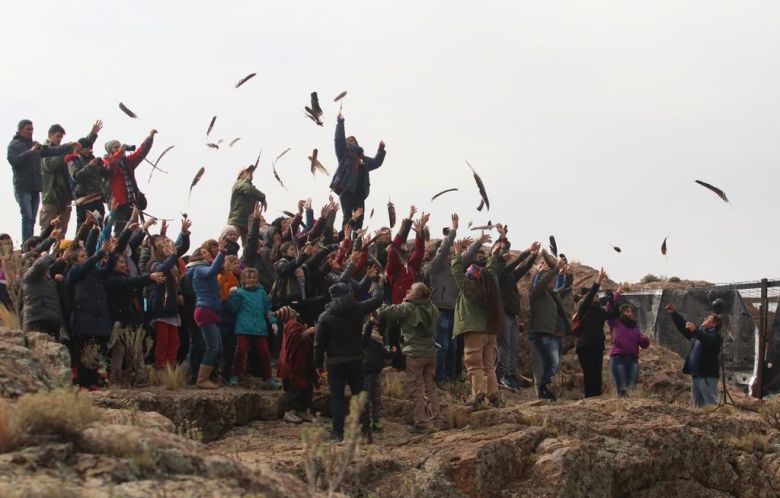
[387,199,396,228]
[431,188,459,202]
[272,165,287,190]
[188,167,205,203]
[694,180,730,204]
[274,147,291,163]
[369,208,375,219]
[229,138,241,147]
[613,246,622,253]
[235,72,256,88]
[248,149,262,172]
[466,161,490,211]
[470,222,494,231]
[118,102,138,119]
[661,237,668,256]
[549,235,558,257]
[477,199,485,212]
[206,143,219,149]
[206,116,216,137]
[311,92,323,116]
[334,91,348,102]
[304,107,324,126]
[308,149,329,176]
[144,145,175,182]
[282,210,296,218]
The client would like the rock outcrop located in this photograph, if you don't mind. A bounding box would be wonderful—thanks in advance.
[0,327,71,398]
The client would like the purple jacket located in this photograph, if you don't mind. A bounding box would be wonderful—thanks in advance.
[607,293,650,358]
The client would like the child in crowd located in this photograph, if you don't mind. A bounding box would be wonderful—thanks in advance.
[362,313,394,432]
[276,306,316,423]
[218,254,240,382]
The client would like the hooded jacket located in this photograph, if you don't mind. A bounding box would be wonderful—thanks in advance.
[669,310,722,378]
[386,219,425,305]
[227,286,275,336]
[185,251,225,312]
[314,285,384,368]
[452,253,503,337]
[329,116,385,197]
[574,283,619,351]
[7,134,73,192]
[378,298,439,357]
[227,178,266,230]
[278,319,315,389]
[22,254,63,328]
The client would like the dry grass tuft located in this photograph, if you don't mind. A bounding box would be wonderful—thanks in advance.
[760,397,780,429]
[150,363,187,391]
[727,433,775,454]
[0,305,18,329]
[14,388,101,439]
[0,399,19,452]
[382,371,405,399]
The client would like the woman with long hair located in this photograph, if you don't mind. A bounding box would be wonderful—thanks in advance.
[147,235,182,369]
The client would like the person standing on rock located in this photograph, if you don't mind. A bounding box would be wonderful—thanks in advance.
[378,283,442,433]
[451,239,505,411]
[314,279,385,442]
[528,253,571,400]
[607,292,650,397]
[572,268,618,398]
[665,303,723,407]
[21,231,65,338]
[227,167,267,247]
[186,243,226,389]
[276,306,317,424]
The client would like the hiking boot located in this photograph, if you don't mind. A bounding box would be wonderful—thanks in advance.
[466,394,485,413]
[264,378,282,390]
[538,385,556,401]
[283,410,303,424]
[296,410,314,423]
[371,421,384,432]
[229,375,239,386]
[488,395,503,408]
[196,365,219,389]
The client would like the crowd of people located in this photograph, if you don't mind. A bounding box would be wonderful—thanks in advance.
[2,114,726,441]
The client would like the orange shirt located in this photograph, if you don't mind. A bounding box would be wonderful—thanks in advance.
[217,271,239,301]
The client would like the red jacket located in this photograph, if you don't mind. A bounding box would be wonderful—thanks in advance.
[386,230,424,304]
[277,319,315,389]
[104,135,154,206]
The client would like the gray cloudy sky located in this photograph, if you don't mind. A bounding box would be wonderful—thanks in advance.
[1,1,778,284]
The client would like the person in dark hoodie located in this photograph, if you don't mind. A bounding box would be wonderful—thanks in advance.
[314,279,385,442]
[378,282,441,433]
[242,204,274,292]
[329,112,386,231]
[665,302,723,407]
[7,119,80,242]
[66,135,110,228]
[572,268,618,397]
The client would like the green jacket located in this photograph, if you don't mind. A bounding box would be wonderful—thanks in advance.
[227,179,266,229]
[40,140,73,208]
[378,298,439,357]
[452,253,503,337]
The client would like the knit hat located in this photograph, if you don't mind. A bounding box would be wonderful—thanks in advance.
[77,137,92,149]
[104,140,120,153]
[465,264,482,281]
[274,306,298,322]
[328,282,352,299]
[219,226,238,241]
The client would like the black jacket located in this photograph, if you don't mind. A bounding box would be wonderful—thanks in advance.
[669,310,722,378]
[314,286,384,369]
[67,250,112,338]
[7,134,72,192]
[105,270,152,328]
[498,248,536,316]
[362,321,393,374]
[575,283,618,351]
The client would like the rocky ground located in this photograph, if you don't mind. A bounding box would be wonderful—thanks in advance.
[2,324,780,497]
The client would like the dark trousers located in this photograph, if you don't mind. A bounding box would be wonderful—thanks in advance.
[455,334,465,379]
[364,373,382,424]
[75,335,109,387]
[577,347,604,398]
[339,190,365,230]
[113,203,132,235]
[280,379,313,414]
[327,360,366,438]
[76,199,105,228]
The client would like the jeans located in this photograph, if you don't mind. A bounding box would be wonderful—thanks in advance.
[15,190,40,242]
[497,313,519,379]
[188,325,205,383]
[434,309,457,383]
[691,376,718,407]
[327,360,366,438]
[609,354,639,396]
[577,346,604,398]
[199,322,222,367]
[530,333,561,398]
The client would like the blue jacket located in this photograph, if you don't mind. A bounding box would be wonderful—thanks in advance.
[329,117,385,197]
[226,286,276,336]
[185,252,225,312]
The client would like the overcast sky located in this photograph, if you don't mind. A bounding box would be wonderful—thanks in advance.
[1,1,778,284]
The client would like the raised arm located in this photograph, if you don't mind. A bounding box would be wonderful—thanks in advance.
[334,116,346,162]
[23,254,55,283]
[205,251,226,278]
[124,131,156,169]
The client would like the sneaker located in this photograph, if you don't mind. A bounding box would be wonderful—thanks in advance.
[371,421,384,432]
[466,394,485,413]
[283,410,303,424]
[265,378,282,390]
[296,410,314,423]
[539,385,557,401]
[229,375,239,386]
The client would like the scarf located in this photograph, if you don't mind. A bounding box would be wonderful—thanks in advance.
[619,316,638,329]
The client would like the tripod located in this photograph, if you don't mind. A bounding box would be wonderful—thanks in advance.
[715,315,735,410]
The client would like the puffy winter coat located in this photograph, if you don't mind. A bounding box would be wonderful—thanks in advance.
[185,251,225,312]
[329,117,385,197]
[22,254,63,328]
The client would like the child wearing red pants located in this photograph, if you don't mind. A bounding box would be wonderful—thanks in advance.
[276,306,317,424]
[227,268,280,388]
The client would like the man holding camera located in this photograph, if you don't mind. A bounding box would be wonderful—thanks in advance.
[103,129,156,234]
[665,302,723,407]
[7,119,80,242]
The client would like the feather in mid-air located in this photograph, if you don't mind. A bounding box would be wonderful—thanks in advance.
[229,138,241,147]
[369,208,375,219]
[248,149,262,173]
[144,145,174,182]
[206,143,219,150]
[235,72,257,88]
[613,246,622,253]
[118,102,138,119]
[281,210,296,218]
[272,147,291,190]
[188,167,205,203]
[661,237,668,256]
[308,149,329,176]
[694,180,730,204]
[431,188,458,202]
[334,91,348,102]
[387,199,396,228]
[206,116,216,137]
[305,92,324,126]
[470,222,494,231]
[466,161,490,211]
[477,199,485,212]
[549,235,558,257]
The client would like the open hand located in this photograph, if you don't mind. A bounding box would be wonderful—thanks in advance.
[150,272,166,284]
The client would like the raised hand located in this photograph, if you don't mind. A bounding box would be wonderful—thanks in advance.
[304,198,312,210]
[181,217,192,234]
[408,205,417,219]
[160,219,168,237]
[344,224,353,239]
[91,119,103,136]
[143,217,158,231]
[352,207,364,221]
[664,303,676,313]
[149,129,158,136]
[298,199,306,214]
[597,267,606,284]
[451,213,459,231]
[496,223,506,238]
[50,216,61,228]
[366,265,378,278]
[149,272,166,284]
[477,233,492,246]
[127,222,141,232]
[529,241,541,253]
[379,140,385,149]
[419,212,430,228]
